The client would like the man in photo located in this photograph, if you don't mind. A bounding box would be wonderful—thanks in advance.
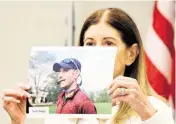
[53,58,97,114]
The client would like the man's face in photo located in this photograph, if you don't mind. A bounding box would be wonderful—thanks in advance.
[58,68,77,89]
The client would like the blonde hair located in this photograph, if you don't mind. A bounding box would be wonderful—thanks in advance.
[78,8,165,124]
[112,33,159,124]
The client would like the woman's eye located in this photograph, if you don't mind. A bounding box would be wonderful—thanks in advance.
[105,41,114,46]
[85,42,95,46]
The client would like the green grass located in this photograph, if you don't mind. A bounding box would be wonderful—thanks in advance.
[94,103,111,114]
[48,103,112,114]
[49,105,57,113]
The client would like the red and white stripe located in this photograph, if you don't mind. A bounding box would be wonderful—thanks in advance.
[144,0,175,109]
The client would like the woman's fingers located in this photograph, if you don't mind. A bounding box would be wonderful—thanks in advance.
[2,96,21,112]
[112,95,127,105]
[18,84,31,90]
[3,96,21,104]
[4,88,31,99]
[108,76,124,89]
[112,88,137,98]
[108,81,137,95]
[4,89,22,98]
[109,76,139,105]
[108,76,138,95]
[112,94,135,105]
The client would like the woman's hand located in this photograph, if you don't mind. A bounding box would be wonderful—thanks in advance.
[2,84,31,124]
[108,76,156,120]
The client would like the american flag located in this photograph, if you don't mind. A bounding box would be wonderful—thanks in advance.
[144,0,175,110]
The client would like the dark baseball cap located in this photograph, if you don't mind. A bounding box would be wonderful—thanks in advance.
[53,58,81,72]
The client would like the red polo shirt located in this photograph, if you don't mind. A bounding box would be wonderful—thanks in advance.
[56,86,97,114]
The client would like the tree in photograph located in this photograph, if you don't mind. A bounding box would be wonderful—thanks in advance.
[95,88,111,103]
[45,72,62,103]
[88,91,95,102]
[28,51,57,104]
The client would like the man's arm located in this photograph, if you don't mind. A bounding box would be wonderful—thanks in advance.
[79,101,97,114]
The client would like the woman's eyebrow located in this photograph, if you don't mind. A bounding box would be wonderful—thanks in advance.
[84,37,94,41]
[103,37,117,40]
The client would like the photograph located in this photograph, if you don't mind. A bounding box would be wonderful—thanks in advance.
[1,1,174,124]
[27,47,117,116]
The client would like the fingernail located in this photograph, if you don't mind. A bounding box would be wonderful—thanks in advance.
[21,94,24,97]
[116,101,120,105]
[28,94,32,98]
[107,90,110,95]
[27,85,31,89]
[29,97,32,100]
[17,100,20,103]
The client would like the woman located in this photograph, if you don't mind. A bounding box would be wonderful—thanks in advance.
[2,8,174,124]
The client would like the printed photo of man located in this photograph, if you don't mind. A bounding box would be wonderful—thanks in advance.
[53,58,97,114]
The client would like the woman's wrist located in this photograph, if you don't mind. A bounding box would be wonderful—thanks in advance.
[11,118,25,124]
[140,107,157,121]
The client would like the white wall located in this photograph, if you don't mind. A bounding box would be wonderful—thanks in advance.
[0,1,72,123]
[0,1,154,123]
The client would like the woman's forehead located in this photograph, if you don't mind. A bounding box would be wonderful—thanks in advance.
[84,22,121,39]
